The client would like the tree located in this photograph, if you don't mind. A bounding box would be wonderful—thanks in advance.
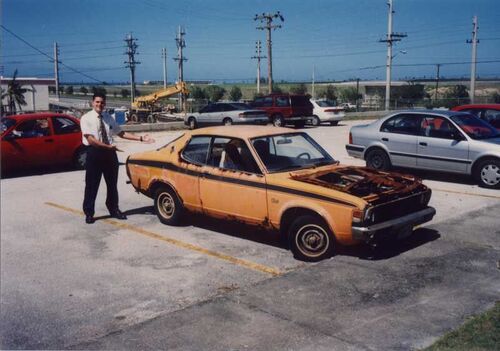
[319,85,337,101]
[338,87,361,103]
[79,86,88,96]
[190,86,207,100]
[392,83,425,107]
[205,85,225,102]
[48,86,56,94]
[272,85,284,94]
[120,89,129,98]
[3,70,32,114]
[289,83,308,95]
[444,85,470,107]
[91,86,107,96]
[492,92,500,103]
[65,86,74,95]
[229,86,242,101]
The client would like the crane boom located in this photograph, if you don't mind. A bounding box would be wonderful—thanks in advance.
[132,82,189,109]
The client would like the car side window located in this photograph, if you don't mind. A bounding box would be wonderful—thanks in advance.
[208,137,261,174]
[421,116,459,139]
[10,118,51,139]
[380,114,421,135]
[181,136,211,165]
[200,105,214,113]
[484,109,500,124]
[53,117,80,135]
[276,96,290,107]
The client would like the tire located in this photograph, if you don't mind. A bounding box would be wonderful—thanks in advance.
[147,114,156,123]
[330,121,339,126]
[366,148,391,171]
[130,113,139,123]
[474,158,500,189]
[311,116,320,127]
[223,117,233,126]
[73,147,87,169]
[154,186,184,225]
[272,114,284,127]
[288,215,335,262]
[188,117,198,130]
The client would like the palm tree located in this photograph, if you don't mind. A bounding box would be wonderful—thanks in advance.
[4,70,32,114]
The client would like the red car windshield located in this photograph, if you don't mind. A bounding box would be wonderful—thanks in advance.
[451,114,500,140]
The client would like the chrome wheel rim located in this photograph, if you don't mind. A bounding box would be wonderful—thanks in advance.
[224,119,232,126]
[273,117,282,127]
[369,154,384,169]
[189,119,196,129]
[481,164,500,186]
[158,192,175,219]
[295,224,329,258]
[312,116,319,126]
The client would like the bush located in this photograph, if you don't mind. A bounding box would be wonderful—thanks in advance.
[190,86,207,100]
[79,86,88,96]
[289,83,308,95]
[65,86,74,95]
[319,85,337,101]
[229,86,242,101]
[120,89,129,98]
[205,85,225,102]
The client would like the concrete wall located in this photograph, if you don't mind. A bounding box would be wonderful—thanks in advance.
[1,78,54,113]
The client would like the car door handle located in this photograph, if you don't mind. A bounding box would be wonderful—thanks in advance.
[419,142,427,146]
[382,137,389,141]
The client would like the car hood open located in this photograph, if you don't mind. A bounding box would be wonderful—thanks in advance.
[289,165,427,205]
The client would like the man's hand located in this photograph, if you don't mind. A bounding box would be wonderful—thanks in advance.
[141,134,155,144]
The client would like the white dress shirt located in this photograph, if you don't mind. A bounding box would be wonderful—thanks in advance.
[80,109,122,146]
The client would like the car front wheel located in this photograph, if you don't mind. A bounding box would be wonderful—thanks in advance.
[154,186,184,225]
[288,215,334,262]
[188,117,198,130]
[311,116,320,126]
[366,148,391,171]
[474,158,500,189]
[223,117,233,126]
[272,114,284,127]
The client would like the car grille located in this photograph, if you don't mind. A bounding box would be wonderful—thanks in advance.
[366,190,431,225]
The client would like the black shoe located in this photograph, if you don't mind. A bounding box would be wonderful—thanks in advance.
[111,210,127,220]
[85,215,95,224]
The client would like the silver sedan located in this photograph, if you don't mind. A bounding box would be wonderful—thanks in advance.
[184,102,269,129]
[346,110,500,189]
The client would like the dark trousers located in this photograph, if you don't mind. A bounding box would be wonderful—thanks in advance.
[83,146,120,216]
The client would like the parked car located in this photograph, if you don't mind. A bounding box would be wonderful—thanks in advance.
[451,104,500,130]
[346,110,500,189]
[341,102,357,111]
[184,102,268,129]
[310,99,345,126]
[1,112,86,173]
[250,94,313,127]
[126,125,435,261]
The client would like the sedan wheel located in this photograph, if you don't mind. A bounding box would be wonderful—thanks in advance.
[288,215,334,262]
[272,115,284,127]
[311,116,320,127]
[223,118,233,126]
[366,148,391,171]
[154,187,184,225]
[188,117,197,130]
[474,158,500,189]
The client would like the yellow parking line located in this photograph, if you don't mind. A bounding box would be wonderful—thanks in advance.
[432,188,500,200]
[45,202,281,277]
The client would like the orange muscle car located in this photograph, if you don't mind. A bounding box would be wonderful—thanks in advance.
[126,126,435,261]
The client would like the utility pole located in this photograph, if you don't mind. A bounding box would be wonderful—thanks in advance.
[174,26,187,112]
[467,16,478,103]
[356,78,360,111]
[251,40,266,94]
[53,42,60,100]
[124,34,140,106]
[434,63,441,101]
[162,48,167,88]
[379,0,406,110]
[312,65,315,99]
[255,11,284,94]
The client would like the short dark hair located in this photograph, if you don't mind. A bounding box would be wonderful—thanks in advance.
[92,92,106,101]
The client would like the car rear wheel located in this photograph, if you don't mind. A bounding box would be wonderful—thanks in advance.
[474,158,500,189]
[366,148,391,171]
[223,117,233,126]
[288,215,334,262]
[188,117,198,130]
[73,147,87,169]
[272,114,284,127]
[311,116,320,126]
[154,186,184,225]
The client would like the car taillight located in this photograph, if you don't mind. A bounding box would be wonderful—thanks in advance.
[239,113,247,117]
[349,132,353,144]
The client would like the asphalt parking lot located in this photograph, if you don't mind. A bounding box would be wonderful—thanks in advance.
[1,120,499,350]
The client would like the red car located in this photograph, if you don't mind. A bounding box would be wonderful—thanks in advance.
[451,104,500,130]
[1,112,86,173]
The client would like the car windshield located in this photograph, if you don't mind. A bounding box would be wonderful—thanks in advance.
[251,132,336,172]
[315,100,337,107]
[1,118,16,134]
[451,113,500,140]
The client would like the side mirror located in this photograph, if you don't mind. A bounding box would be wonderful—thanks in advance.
[2,133,16,141]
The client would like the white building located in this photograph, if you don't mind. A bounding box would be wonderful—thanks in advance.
[1,77,55,114]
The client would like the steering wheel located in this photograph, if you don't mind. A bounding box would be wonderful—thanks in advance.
[296,152,311,160]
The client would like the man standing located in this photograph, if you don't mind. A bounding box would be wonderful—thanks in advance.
[80,92,154,224]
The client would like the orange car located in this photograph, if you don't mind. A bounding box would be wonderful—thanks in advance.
[126,126,435,261]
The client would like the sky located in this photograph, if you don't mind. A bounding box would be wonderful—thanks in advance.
[2,0,499,84]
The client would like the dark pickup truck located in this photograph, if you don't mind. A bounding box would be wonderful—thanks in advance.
[251,94,313,127]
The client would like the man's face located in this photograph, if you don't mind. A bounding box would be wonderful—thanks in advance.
[92,97,106,114]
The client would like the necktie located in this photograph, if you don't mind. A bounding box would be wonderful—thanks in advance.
[99,114,110,145]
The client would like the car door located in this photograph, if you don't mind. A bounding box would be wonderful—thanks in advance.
[51,115,83,164]
[2,118,56,169]
[379,113,421,167]
[198,136,268,225]
[416,115,469,173]
[197,105,215,126]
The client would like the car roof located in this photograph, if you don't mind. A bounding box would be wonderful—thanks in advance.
[452,104,500,110]
[3,112,73,120]
[189,125,298,139]
[388,109,467,117]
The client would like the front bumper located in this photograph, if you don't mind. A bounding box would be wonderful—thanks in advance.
[351,206,436,242]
